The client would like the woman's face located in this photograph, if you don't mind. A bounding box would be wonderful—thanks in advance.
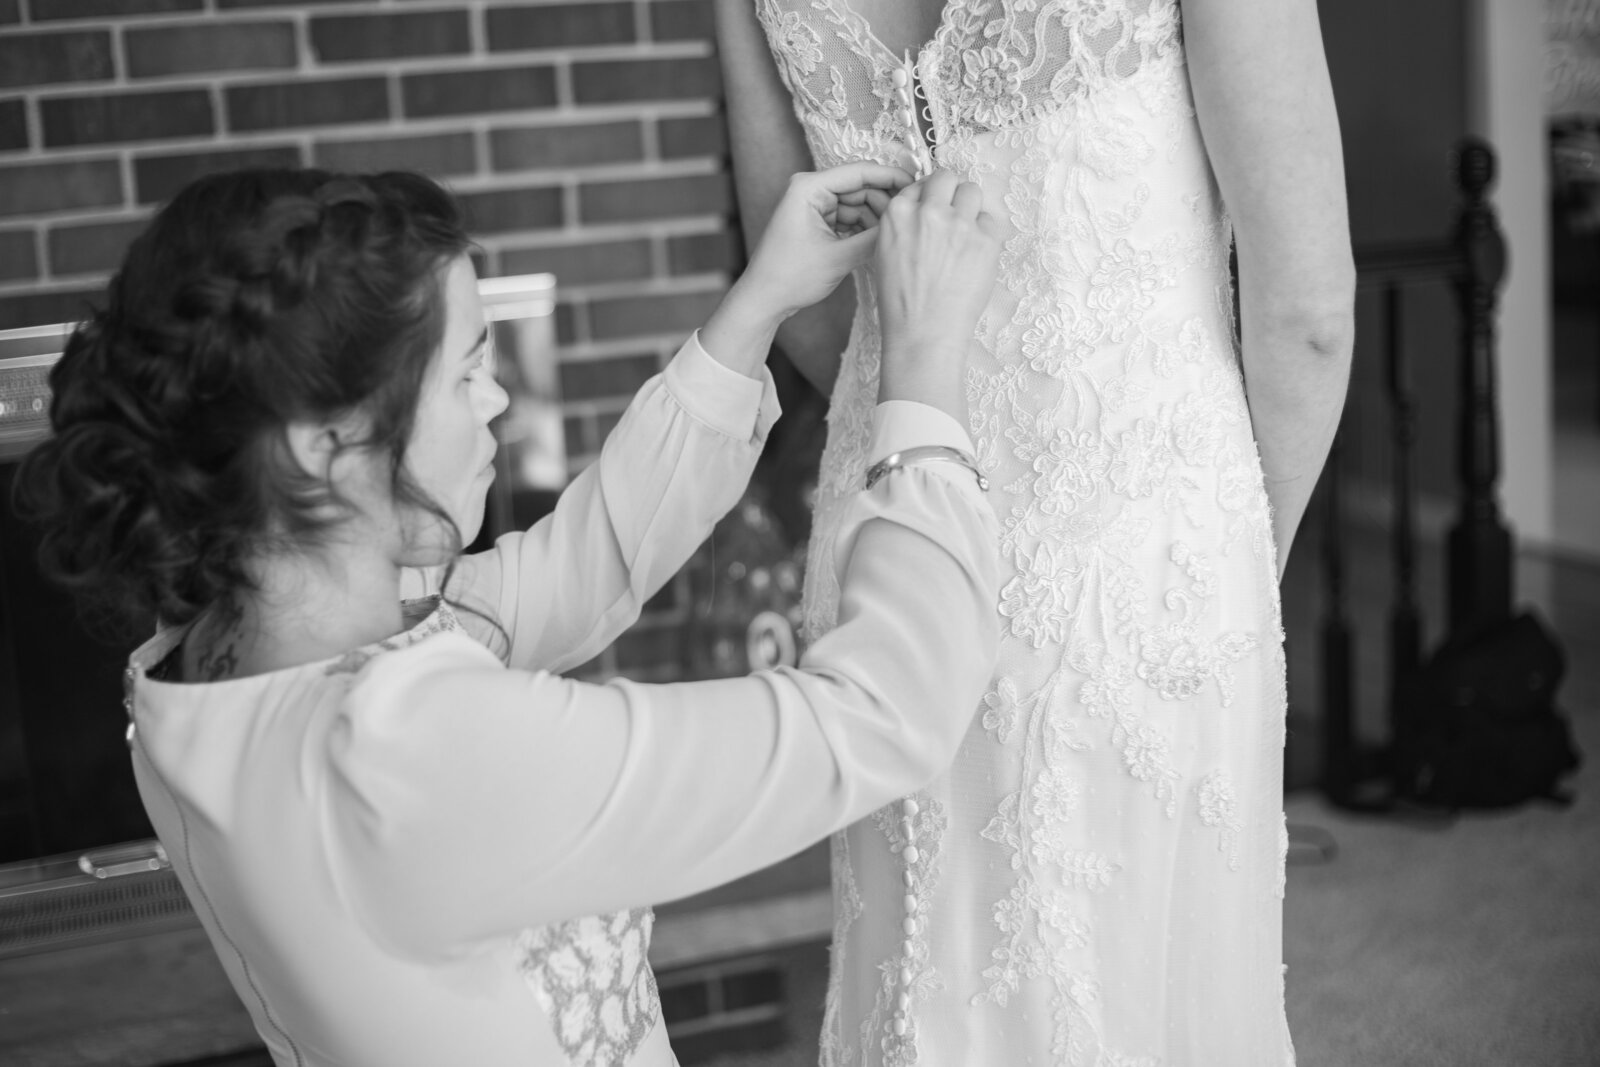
[399,255,510,563]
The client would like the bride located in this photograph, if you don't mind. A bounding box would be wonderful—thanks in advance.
[716,0,1354,1062]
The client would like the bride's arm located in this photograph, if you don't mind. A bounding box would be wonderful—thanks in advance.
[1183,0,1356,577]
[714,0,854,398]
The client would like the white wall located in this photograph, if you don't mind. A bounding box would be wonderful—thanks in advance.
[1466,0,1555,548]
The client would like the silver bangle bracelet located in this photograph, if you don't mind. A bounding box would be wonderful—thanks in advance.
[864,445,989,492]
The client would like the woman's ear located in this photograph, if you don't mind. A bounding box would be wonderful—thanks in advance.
[283,419,343,482]
[283,409,371,482]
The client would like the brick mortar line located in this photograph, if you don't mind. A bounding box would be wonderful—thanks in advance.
[26,225,45,289]
[501,99,718,122]
[559,177,578,230]
[640,104,663,163]
[209,83,228,138]
[473,156,724,185]
[5,246,731,294]
[552,56,574,109]
[294,12,316,77]
[3,8,285,32]
[5,1,498,32]
[528,209,730,235]
[0,277,105,298]
[0,40,712,95]
[467,1,487,57]
[1,124,719,168]
[649,230,671,279]
[301,41,715,76]
[485,215,734,244]
[118,151,134,210]
[1,93,715,155]
[385,70,403,129]
[472,124,491,182]
[0,189,729,256]
[21,93,39,159]
[109,22,124,81]
[2,233,729,288]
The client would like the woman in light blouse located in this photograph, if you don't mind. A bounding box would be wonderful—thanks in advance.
[19,162,1001,1065]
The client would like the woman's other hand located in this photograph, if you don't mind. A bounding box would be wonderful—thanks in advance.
[874,170,1002,422]
[701,163,911,379]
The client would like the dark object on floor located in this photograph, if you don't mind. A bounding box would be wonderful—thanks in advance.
[1397,611,1583,808]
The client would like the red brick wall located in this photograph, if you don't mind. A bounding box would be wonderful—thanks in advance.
[0,0,747,680]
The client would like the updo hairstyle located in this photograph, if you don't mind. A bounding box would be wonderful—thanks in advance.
[16,168,473,630]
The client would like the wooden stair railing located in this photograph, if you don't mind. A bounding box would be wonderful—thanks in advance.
[1318,137,1530,809]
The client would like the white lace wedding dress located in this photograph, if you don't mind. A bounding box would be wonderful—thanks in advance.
[752,1,1295,1063]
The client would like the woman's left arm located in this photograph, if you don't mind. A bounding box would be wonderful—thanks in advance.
[449,331,780,674]
[1182,0,1356,577]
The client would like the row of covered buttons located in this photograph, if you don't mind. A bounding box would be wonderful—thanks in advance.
[890,56,934,180]
[892,794,920,1036]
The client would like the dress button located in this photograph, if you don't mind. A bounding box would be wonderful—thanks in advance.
[899,965,913,986]
[903,893,918,914]
[902,915,917,936]
[891,67,908,88]
[900,816,916,840]
[898,991,911,1012]
[902,937,914,957]
[902,869,915,889]
[902,798,920,817]
[903,845,920,864]
[892,1016,908,1037]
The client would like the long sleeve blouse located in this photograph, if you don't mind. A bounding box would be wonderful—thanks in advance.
[126,332,999,1067]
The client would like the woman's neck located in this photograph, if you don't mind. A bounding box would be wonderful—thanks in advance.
[185,543,408,682]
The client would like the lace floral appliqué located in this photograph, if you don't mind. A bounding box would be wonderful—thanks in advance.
[518,908,661,1067]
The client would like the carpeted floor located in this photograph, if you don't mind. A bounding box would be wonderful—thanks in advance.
[1282,707,1599,1067]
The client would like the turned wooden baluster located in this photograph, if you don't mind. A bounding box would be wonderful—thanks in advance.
[1385,280,1423,758]
[1446,137,1513,638]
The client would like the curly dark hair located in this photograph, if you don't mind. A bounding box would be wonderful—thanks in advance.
[15,168,473,630]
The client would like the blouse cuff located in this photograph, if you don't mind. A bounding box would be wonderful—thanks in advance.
[868,400,976,463]
[664,329,782,445]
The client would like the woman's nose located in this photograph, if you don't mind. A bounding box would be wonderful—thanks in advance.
[482,375,511,421]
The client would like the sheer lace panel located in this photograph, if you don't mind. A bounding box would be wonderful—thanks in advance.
[756,0,1178,142]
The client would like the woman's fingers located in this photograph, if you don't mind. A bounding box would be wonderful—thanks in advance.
[833,204,872,232]
[894,177,925,207]
[891,170,982,217]
[809,162,915,198]
[836,187,895,214]
[918,169,961,207]
[951,180,985,220]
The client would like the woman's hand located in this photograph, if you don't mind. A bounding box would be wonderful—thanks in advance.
[874,170,1002,421]
[702,163,912,379]
[740,163,914,317]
